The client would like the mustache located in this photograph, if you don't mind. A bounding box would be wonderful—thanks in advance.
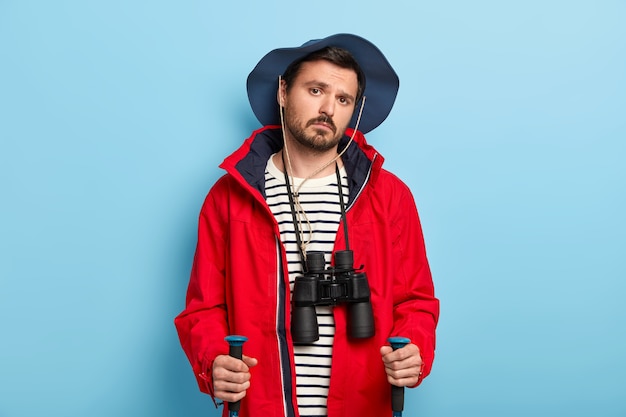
[306,114,336,133]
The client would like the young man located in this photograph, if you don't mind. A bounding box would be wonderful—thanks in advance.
[175,34,439,417]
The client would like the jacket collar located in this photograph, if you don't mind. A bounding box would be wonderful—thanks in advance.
[220,126,384,208]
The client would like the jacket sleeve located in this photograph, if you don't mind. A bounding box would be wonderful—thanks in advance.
[174,178,231,399]
[390,182,439,387]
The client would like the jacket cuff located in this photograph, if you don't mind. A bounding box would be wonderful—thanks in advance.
[197,357,223,408]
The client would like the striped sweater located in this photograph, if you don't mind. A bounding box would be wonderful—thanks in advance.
[265,155,348,417]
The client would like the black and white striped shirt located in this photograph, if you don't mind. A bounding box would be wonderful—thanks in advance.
[265,155,348,417]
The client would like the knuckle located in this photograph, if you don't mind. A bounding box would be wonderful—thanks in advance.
[213,367,227,379]
[232,372,248,383]
[230,359,247,372]
[214,355,228,366]
[221,392,237,402]
[388,369,401,379]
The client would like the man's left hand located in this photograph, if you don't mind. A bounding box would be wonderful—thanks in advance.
[379,343,423,387]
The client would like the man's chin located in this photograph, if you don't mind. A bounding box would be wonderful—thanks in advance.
[297,135,340,152]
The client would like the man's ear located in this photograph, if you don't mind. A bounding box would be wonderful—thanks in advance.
[277,78,286,107]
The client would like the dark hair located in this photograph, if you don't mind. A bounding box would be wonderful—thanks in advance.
[282,46,365,103]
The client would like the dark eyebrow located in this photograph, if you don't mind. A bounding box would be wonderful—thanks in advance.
[303,80,356,102]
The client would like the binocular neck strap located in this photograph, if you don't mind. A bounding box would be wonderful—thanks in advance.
[282,151,307,271]
[335,163,350,252]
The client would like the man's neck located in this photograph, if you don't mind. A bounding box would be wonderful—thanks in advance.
[273,146,343,179]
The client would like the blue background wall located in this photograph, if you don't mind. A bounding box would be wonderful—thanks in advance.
[1,1,625,416]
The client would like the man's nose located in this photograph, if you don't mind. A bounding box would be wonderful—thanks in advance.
[319,96,335,117]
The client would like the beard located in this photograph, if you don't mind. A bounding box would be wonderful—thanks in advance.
[284,109,345,153]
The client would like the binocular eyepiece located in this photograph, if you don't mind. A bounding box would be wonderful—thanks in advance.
[291,250,375,344]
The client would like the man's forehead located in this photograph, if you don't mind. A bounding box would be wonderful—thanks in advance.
[293,61,359,89]
[296,59,358,75]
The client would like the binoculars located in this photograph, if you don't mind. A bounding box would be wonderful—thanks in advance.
[291,250,374,343]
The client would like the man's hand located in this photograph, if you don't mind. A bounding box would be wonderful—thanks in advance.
[212,354,258,403]
[380,343,423,387]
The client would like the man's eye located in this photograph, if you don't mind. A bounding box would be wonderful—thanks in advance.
[310,88,321,95]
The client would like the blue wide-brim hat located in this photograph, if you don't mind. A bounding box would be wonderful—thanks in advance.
[246,33,399,134]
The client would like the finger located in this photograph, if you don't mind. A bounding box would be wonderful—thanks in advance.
[384,364,421,380]
[391,344,420,360]
[214,386,248,403]
[380,345,393,358]
[387,373,420,388]
[385,358,423,377]
[242,355,258,368]
[214,379,251,394]
[381,347,408,365]
[383,358,423,387]
[213,366,251,385]
[385,353,422,370]
[382,344,420,364]
[214,355,250,373]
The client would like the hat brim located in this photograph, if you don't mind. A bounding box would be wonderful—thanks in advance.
[246,33,399,134]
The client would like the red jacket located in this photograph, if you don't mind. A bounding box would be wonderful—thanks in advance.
[175,126,439,417]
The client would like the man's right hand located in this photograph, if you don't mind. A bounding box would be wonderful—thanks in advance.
[212,354,258,403]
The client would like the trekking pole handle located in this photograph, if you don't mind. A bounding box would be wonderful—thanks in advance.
[388,337,411,417]
[225,335,248,417]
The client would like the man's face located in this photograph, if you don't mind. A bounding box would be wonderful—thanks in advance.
[280,60,359,153]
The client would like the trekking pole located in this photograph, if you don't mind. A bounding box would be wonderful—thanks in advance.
[225,335,248,417]
[388,337,411,417]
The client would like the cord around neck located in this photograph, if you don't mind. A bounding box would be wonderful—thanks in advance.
[281,152,350,270]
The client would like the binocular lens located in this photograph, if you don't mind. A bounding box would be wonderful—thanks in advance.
[305,251,326,273]
[334,250,353,270]
[291,306,319,344]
